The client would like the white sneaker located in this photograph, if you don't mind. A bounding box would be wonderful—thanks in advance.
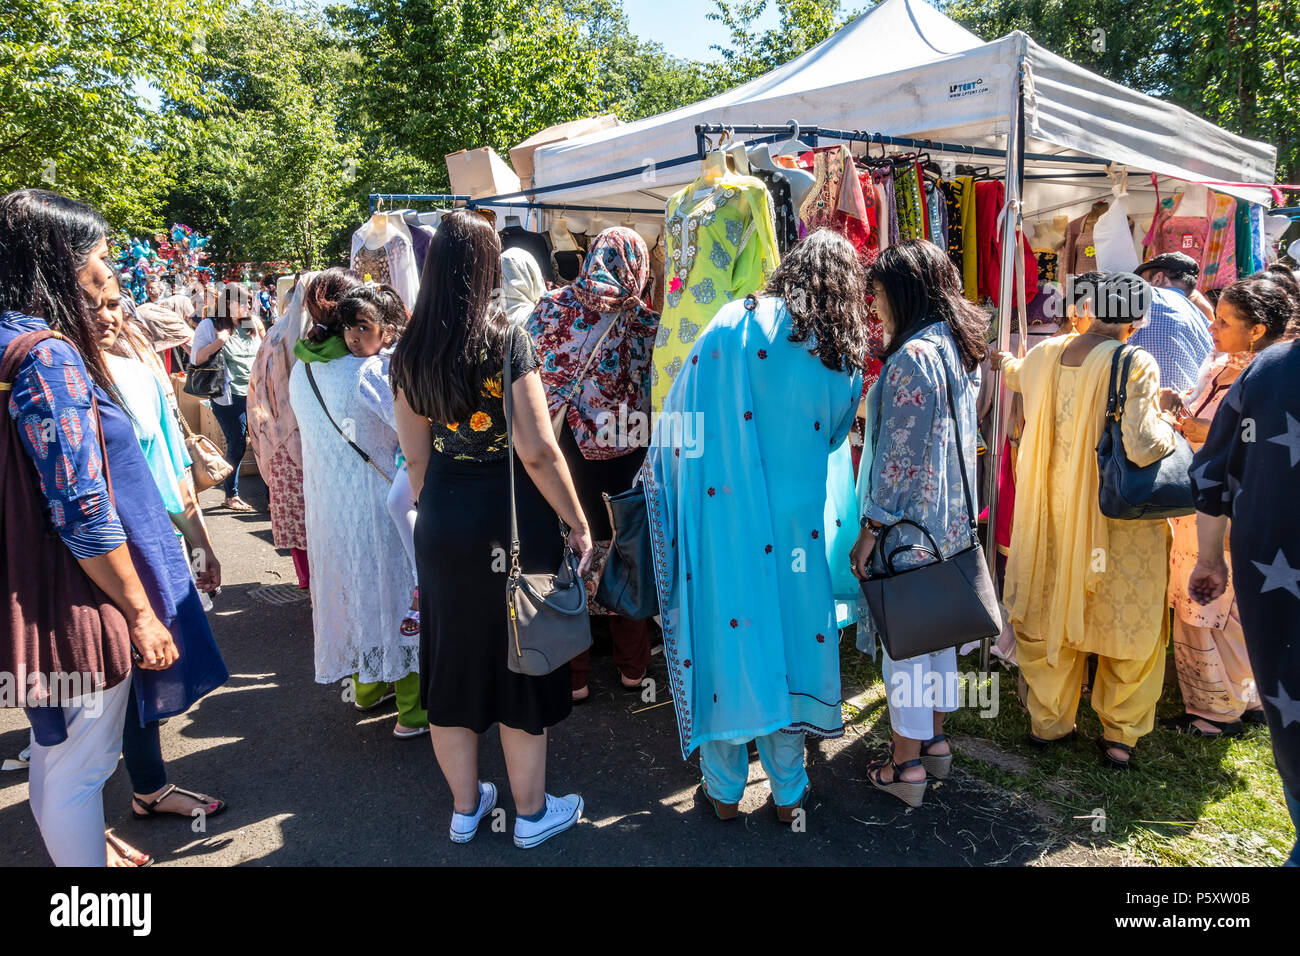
[513,793,584,849]
[449,781,497,844]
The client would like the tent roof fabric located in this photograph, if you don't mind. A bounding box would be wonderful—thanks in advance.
[528,0,1276,212]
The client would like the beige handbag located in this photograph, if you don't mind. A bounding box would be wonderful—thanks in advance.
[176,409,233,492]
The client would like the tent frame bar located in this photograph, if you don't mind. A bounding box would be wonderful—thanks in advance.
[368,193,662,216]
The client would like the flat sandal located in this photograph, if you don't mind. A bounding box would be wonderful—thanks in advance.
[133,783,227,820]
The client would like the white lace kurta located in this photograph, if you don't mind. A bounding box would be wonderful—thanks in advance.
[289,354,418,684]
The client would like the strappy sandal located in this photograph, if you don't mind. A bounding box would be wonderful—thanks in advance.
[1098,739,1134,771]
[1160,713,1244,738]
[1026,729,1076,748]
[223,497,254,513]
[106,830,153,867]
[400,589,420,637]
[699,778,739,821]
[888,736,953,779]
[920,734,953,779]
[775,784,810,824]
[868,757,927,808]
[132,783,227,820]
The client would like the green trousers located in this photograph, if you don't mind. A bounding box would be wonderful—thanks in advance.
[355,672,427,728]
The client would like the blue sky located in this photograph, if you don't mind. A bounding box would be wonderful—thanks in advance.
[623,0,782,62]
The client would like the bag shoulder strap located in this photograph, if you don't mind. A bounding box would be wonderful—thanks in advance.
[303,362,391,484]
[935,348,978,537]
[503,325,521,573]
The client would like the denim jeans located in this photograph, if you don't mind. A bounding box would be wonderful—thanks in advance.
[210,393,248,497]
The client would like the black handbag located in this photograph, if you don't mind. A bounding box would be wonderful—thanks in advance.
[183,348,226,398]
[858,347,1002,660]
[1094,346,1195,520]
[502,327,592,676]
[595,480,659,620]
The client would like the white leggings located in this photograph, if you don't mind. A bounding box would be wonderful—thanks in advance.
[387,464,418,591]
[28,676,132,866]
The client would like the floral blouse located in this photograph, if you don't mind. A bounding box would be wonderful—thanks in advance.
[861,321,982,568]
[2,311,126,559]
[429,331,539,463]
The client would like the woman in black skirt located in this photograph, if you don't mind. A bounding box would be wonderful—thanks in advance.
[392,209,593,850]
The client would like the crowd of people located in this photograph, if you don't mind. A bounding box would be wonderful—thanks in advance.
[3,187,1299,866]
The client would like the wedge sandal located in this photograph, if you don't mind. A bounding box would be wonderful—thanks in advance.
[868,757,927,808]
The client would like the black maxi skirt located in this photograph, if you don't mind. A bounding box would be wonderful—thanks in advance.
[417,452,572,734]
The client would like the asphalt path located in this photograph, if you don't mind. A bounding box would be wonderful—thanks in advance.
[0,475,1074,866]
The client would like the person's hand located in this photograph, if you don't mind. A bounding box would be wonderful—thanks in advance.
[130,613,179,670]
[215,327,232,344]
[194,548,221,592]
[849,526,878,581]
[569,526,595,575]
[1158,388,1183,414]
[988,349,1010,370]
[1188,557,1229,606]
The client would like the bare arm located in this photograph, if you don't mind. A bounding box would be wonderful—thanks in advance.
[191,330,227,365]
[394,387,431,502]
[509,370,593,565]
[77,545,178,669]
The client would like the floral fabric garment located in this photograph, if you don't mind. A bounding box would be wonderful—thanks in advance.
[429,332,539,462]
[527,228,661,460]
[655,175,780,413]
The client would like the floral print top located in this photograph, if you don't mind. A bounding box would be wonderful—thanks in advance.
[653,174,780,413]
[429,330,539,463]
[860,320,982,570]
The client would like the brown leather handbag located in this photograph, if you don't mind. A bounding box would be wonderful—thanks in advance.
[1,330,132,706]
[174,407,233,492]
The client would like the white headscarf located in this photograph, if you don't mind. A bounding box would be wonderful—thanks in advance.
[500,247,546,325]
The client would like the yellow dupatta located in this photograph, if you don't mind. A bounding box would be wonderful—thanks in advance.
[1003,334,1123,664]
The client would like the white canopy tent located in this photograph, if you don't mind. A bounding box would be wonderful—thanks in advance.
[527,0,1276,216]
[511,0,1278,662]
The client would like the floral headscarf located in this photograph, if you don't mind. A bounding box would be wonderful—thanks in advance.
[526,227,661,461]
[571,227,650,313]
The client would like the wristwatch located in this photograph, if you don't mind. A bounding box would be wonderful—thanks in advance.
[860,517,884,537]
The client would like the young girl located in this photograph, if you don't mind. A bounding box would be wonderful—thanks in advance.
[338,284,420,638]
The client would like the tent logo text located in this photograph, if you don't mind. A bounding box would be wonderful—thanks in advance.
[947,77,989,100]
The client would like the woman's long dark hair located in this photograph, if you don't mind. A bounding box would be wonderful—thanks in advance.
[1222,272,1300,346]
[303,267,364,343]
[867,238,989,372]
[0,188,111,387]
[762,229,869,372]
[391,209,506,423]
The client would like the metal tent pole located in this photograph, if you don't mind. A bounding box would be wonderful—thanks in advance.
[980,54,1027,675]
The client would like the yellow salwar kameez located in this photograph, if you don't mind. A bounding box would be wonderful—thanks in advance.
[1003,336,1177,747]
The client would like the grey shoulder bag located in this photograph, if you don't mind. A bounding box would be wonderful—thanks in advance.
[858,341,1002,660]
[503,326,592,676]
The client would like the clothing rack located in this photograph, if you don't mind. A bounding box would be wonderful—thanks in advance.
[368,193,664,216]
[692,122,1111,168]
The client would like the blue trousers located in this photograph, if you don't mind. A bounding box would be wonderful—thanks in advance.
[699,730,807,806]
[121,682,167,795]
[210,394,247,497]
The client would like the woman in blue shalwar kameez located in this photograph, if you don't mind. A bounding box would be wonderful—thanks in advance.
[643,231,869,823]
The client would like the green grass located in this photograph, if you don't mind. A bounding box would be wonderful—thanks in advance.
[838,631,1294,866]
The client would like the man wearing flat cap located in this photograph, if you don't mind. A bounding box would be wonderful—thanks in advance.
[1129,252,1214,393]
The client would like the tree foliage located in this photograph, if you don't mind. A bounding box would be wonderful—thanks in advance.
[939,0,1299,180]
[706,0,852,87]
[164,1,359,269]
[0,0,225,229]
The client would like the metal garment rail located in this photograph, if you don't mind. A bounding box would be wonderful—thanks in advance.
[693,121,1114,168]
[368,193,663,215]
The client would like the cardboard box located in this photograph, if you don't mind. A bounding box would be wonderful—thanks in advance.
[509,114,621,187]
[445,147,521,200]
